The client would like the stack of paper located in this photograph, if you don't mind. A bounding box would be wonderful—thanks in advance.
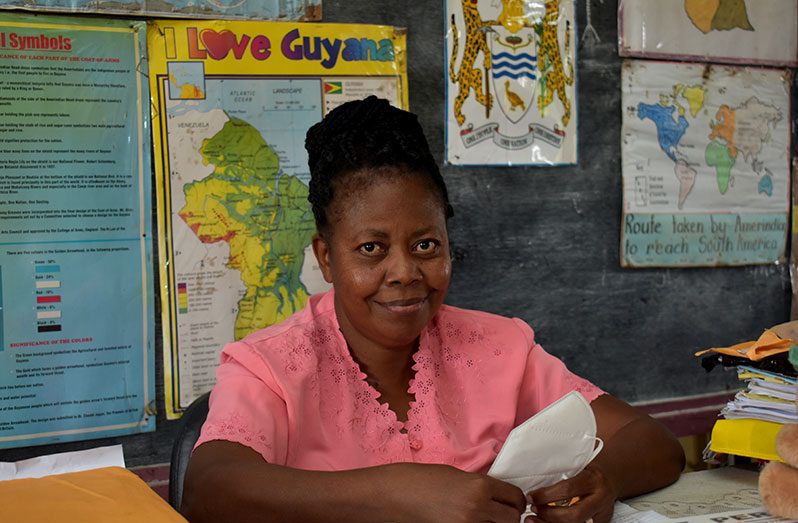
[696,329,797,463]
[721,366,798,424]
[706,365,796,462]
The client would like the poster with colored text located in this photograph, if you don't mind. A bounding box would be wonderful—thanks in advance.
[148,19,408,418]
[445,0,577,165]
[0,13,154,448]
[0,0,321,21]
[621,60,791,268]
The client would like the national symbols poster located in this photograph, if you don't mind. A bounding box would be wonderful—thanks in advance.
[148,20,408,418]
[0,13,154,447]
[446,0,577,166]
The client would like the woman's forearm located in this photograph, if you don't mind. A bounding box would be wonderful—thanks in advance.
[182,441,399,523]
[182,440,527,523]
[590,395,685,500]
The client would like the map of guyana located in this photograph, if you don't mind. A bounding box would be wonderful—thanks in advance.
[178,115,315,339]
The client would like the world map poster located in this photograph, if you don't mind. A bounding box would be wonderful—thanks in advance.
[621,60,791,268]
[619,0,798,67]
[445,0,577,165]
[148,19,408,418]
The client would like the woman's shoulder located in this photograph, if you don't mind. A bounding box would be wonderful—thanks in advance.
[222,291,338,373]
[431,303,537,348]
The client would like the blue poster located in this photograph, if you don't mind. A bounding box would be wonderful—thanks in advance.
[0,13,154,448]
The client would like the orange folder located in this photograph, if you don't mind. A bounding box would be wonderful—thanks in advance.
[0,466,187,523]
[695,329,794,362]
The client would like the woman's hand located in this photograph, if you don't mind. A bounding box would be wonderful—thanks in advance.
[526,463,617,523]
[384,463,527,523]
[185,442,525,523]
[524,394,685,523]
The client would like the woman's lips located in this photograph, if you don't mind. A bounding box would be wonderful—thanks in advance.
[376,297,427,314]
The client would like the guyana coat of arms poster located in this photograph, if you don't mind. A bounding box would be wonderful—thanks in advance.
[446,0,577,165]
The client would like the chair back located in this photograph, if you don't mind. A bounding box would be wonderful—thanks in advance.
[168,391,210,511]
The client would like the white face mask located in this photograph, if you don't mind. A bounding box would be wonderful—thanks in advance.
[488,390,604,494]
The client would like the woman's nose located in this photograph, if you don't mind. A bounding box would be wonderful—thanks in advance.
[385,250,421,285]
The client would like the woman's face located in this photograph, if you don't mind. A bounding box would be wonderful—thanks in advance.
[312,172,451,353]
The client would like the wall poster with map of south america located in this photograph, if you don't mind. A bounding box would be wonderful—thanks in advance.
[620,60,791,268]
[148,19,408,418]
[619,0,798,67]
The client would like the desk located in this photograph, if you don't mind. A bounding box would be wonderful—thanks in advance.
[0,464,768,523]
[0,466,188,523]
[626,467,761,519]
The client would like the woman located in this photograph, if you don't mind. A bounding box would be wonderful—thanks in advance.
[182,96,684,523]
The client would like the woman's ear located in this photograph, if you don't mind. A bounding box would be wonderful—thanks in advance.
[312,233,334,284]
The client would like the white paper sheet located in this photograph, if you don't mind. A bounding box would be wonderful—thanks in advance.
[612,502,671,523]
[0,444,125,480]
[671,507,798,523]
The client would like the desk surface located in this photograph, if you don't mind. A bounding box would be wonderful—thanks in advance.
[0,464,763,523]
[626,467,761,519]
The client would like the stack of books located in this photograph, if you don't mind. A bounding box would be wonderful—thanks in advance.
[722,366,797,424]
[710,366,796,462]
[696,330,797,463]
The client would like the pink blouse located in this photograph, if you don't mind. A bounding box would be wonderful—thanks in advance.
[196,290,603,473]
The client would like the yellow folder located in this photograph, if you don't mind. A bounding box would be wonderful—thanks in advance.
[710,418,784,462]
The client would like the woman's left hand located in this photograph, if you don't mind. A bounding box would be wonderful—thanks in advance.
[525,463,618,523]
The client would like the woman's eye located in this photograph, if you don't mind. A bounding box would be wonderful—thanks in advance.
[414,240,439,254]
[359,242,383,255]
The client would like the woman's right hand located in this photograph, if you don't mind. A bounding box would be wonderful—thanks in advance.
[383,462,526,523]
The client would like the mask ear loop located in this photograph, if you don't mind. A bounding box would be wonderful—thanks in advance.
[589,437,604,462]
[522,504,536,520]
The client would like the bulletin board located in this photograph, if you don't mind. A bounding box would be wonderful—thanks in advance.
[0,1,794,467]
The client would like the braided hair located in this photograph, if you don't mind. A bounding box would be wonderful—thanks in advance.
[305,96,453,234]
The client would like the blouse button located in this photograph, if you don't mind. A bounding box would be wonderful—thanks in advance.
[409,439,423,451]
